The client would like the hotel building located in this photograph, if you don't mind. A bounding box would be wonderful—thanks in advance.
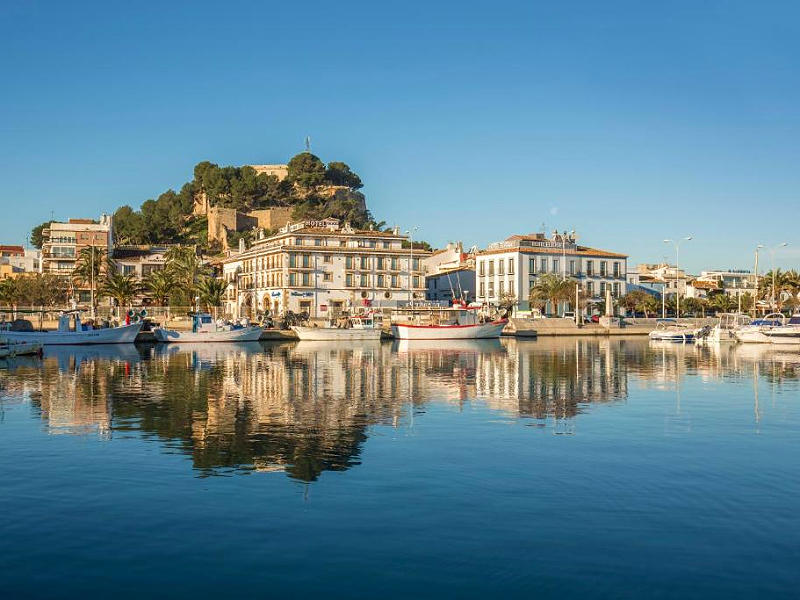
[475,231,628,315]
[221,219,429,319]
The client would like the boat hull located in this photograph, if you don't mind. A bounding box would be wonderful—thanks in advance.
[292,326,383,341]
[390,320,507,340]
[0,341,42,358]
[153,326,264,343]
[0,323,142,345]
[736,327,775,343]
[649,332,695,342]
[768,328,800,345]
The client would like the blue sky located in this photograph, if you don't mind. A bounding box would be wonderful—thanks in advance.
[1,1,798,272]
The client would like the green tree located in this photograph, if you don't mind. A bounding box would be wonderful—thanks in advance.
[72,246,114,299]
[325,161,363,189]
[145,269,174,307]
[14,273,69,307]
[196,277,228,316]
[113,205,147,244]
[30,221,54,249]
[164,246,209,306]
[528,274,574,316]
[0,278,18,307]
[100,273,141,315]
[287,152,326,187]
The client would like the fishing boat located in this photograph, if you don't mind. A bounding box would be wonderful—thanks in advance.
[0,340,42,358]
[153,312,264,343]
[766,314,800,345]
[734,313,785,344]
[0,311,142,345]
[390,301,507,340]
[700,313,751,343]
[292,313,383,341]
[648,319,697,342]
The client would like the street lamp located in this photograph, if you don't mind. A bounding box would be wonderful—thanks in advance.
[663,237,692,319]
[405,227,418,312]
[757,242,788,311]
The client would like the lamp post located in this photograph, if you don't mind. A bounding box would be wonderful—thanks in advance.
[406,227,418,312]
[663,237,692,319]
[757,242,787,311]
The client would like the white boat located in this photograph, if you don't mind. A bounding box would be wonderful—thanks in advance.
[293,313,383,341]
[0,312,142,345]
[648,319,697,342]
[700,313,751,343]
[766,314,800,345]
[735,313,785,343]
[0,340,42,358]
[153,313,264,343]
[391,303,507,340]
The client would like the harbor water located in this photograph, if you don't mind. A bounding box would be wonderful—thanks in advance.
[1,338,798,598]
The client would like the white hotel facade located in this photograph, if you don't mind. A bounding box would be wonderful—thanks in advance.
[221,219,429,319]
[475,231,628,315]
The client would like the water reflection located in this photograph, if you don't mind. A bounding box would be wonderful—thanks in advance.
[1,338,798,480]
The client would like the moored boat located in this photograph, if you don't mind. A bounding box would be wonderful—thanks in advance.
[648,319,697,342]
[766,314,800,345]
[0,311,142,345]
[293,313,383,341]
[701,313,751,343]
[734,313,785,343]
[391,302,507,340]
[153,313,264,343]
[0,340,43,358]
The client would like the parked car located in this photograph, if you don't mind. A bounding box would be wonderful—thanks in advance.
[562,311,575,320]
[590,314,600,323]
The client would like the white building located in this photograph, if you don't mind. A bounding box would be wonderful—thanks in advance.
[221,219,429,319]
[475,231,628,315]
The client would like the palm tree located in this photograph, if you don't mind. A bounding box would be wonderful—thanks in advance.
[100,273,141,316]
[708,293,736,314]
[145,269,174,307]
[195,277,228,318]
[164,246,209,307]
[528,274,574,316]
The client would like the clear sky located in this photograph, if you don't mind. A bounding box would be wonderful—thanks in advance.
[1,1,798,272]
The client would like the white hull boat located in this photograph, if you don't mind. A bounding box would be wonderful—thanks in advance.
[767,315,800,345]
[292,326,382,341]
[154,326,263,343]
[391,319,507,340]
[0,341,42,358]
[648,319,697,343]
[735,313,786,344]
[699,313,751,344]
[1,321,142,345]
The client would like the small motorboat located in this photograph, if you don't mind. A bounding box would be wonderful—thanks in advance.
[153,312,264,343]
[0,311,142,345]
[766,314,800,345]
[648,319,697,342]
[734,313,786,343]
[700,313,751,343]
[0,340,43,359]
[293,313,383,341]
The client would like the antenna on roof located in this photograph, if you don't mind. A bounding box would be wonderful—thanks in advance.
[304,136,312,153]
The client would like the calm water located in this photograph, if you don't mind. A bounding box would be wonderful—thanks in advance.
[1,338,798,599]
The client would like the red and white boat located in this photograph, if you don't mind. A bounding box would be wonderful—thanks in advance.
[390,301,507,340]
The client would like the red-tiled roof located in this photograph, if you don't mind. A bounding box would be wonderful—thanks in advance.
[0,245,25,255]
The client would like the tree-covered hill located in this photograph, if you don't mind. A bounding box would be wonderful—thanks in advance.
[30,153,374,252]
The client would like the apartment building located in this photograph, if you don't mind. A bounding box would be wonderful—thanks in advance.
[475,230,628,315]
[221,219,429,319]
[0,246,40,279]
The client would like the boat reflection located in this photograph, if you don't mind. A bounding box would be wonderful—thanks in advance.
[1,338,797,480]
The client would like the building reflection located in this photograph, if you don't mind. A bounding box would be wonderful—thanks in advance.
[2,337,797,480]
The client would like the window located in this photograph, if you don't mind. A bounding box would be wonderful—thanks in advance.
[360,274,368,287]
[613,282,620,297]
[323,272,332,282]
[600,282,606,295]
[323,254,332,263]
[499,260,504,276]
[391,257,399,270]
[346,256,353,269]
[383,241,390,249]
[586,261,594,276]
[587,281,594,296]
[314,238,322,246]
[142,264,162,277]
[529,258,535,274]
[508,258,514,274]
[413,275,420,288]
[499,281,504,295]
[360,256,369,269]
[289,254,296,268]
[302,254,311,268]
[122,265,136,276]
[412,258,420,271]
[377,274,385,287]
[509,280,514,295]
[300,300,312,313]
[480,282,485,297]
[479,261,485,276]
[289,273,297,286]
[540,258,547,273]
[302,273,310,286]
[377,257,385,270]
[346,274,353,287]
[569,260,576,275]
[488,260,495,276]
[600,261,607,277]
[391,275,399,288]
[488,282,495,297]
[613,262,620,277]
[553,259,559,274]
